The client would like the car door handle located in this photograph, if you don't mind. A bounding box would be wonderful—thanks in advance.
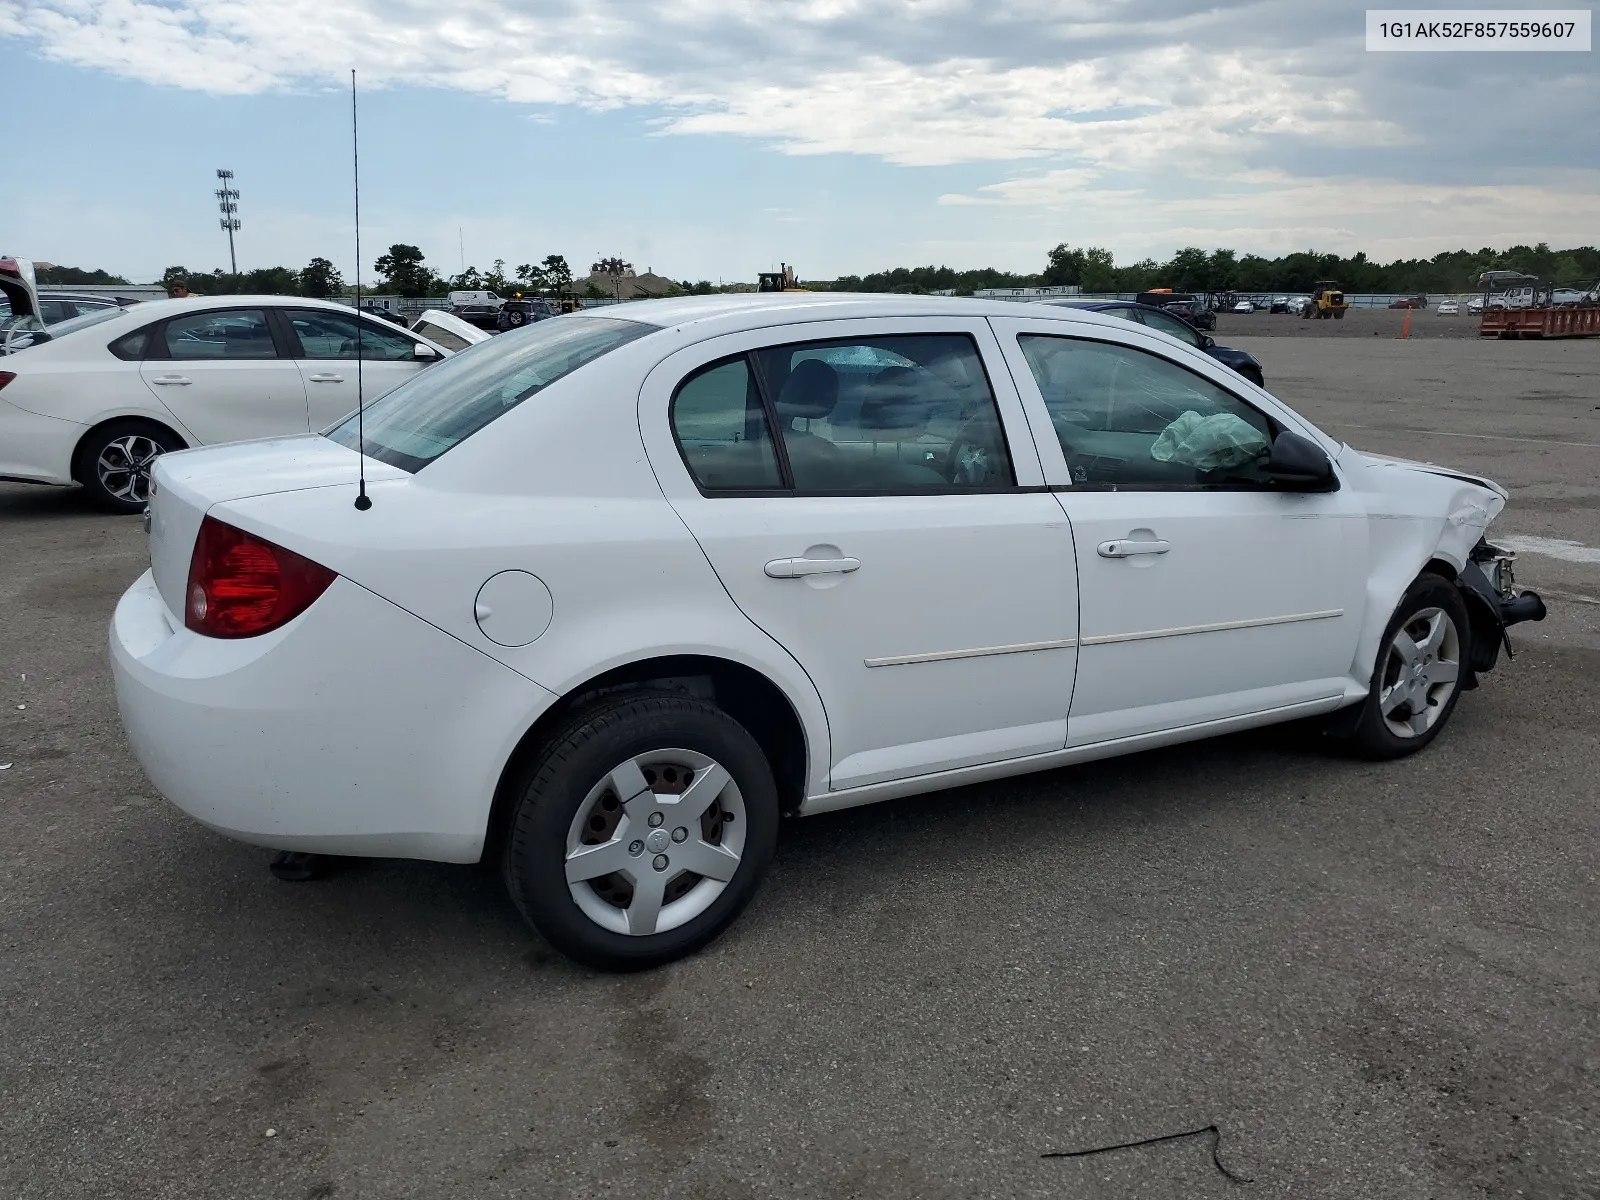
[765,556,861,579]
[149,375,191,385]
[306,373,346,383]
[1097,539,1171,558]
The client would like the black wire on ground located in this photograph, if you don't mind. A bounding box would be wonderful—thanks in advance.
[1041,1123,1253,1185]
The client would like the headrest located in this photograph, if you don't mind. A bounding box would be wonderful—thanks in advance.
[775,359,839,422]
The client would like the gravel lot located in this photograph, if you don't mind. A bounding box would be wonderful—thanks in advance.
[2,336,1598,1200]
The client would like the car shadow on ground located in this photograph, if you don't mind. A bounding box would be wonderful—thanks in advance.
[146,719,1361,982]
[0,481,106,518]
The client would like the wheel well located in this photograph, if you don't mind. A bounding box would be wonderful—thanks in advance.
[1422,557,1457,581]
[481,655,810,865]
[70,417,187,484]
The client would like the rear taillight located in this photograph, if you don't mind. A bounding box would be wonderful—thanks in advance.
[0,371,16,391]
[185,516,336,638]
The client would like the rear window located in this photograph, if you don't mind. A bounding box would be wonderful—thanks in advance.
[325,315,657,472]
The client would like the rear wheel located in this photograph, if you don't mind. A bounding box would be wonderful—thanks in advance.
[502,692,780,970]
[506,308,527,327]
[76,420,183,514]
[1239,366,1265,389]
[1348,575,1469,759]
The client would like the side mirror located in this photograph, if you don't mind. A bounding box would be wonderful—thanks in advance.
[1199,334,1215,349]
[1264,430,1336,491]
[413,343,440,362]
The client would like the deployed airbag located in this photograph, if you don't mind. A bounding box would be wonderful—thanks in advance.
[1151,410,1270,472]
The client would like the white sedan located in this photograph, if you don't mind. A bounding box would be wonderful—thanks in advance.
[110,294,1545,969]
[0,295,452,512]
[1437,299,1461,315]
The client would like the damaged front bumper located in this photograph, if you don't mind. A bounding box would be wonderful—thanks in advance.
[1456,538,1547,681]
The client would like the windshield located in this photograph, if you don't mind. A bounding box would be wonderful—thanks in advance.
[325,315,657,472]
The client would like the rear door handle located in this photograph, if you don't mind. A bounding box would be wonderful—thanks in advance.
[306,373,346,383]
[1098,539,1171,558]
[149,375,191,385]
[765,556,861,579]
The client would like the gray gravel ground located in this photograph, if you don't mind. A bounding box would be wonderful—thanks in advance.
[2,336,1598,1199]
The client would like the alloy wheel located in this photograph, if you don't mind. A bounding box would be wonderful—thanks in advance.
[96,434,164,504]
[1378,606,1462,738]
[564,749,746,937]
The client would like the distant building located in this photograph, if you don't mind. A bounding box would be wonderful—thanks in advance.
[38,283,167,303]
[331,294,403,314]
[971,285,1080,300]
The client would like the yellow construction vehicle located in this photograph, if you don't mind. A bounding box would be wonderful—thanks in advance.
[757,263,805,292]
[1302,280,1349,320]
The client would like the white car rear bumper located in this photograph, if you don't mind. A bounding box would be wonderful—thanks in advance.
[0,396,80,485]
[110,569,555,863]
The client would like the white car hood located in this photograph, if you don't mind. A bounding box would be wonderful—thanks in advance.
[1349,448,1508,501]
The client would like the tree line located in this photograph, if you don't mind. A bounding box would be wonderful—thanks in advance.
[825,242,1600,296]
[41,240,1600,299]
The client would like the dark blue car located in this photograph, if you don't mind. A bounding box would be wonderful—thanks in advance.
[1040,300,1265,389]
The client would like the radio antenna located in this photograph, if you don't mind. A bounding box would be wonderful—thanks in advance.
[351,68,371,511]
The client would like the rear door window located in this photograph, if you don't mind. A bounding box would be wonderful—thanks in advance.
[750,334,1015,494]
[160,309,278,360]
[670,356,783,491]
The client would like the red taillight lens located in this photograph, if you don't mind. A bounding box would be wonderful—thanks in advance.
[0,371,16,391]
[185,516,337,638]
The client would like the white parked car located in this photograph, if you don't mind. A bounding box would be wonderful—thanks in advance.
[110,295,1545,969]
[1231,300,1256,313]
[0,295,452,512]
[1437,299,1461,315]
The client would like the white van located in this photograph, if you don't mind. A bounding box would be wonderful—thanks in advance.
[448,290,501,314]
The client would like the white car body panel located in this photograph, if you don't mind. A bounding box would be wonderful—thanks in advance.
[0,296,450,486]
[112,568,551,862]
[637,316,1080,790]
[108,294,1519,861]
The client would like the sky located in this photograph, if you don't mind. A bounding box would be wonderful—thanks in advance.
[2,0,1596,284]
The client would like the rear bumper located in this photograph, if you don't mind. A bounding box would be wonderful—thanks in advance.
[110,569,556,862]
[0,396,80,485]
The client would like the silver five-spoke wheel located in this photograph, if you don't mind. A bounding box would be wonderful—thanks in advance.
[96,434,164,504]
[1377,606,1461,738]
[564,749,746,937]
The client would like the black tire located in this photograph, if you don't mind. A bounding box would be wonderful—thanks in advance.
[1333,308,1345,320]
[76,419,184,514]
[1240,366,1265,389]
[502,692,780,970]
[1346,574,1470,760]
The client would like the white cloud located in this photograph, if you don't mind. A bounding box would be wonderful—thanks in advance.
[3,0,1593,271]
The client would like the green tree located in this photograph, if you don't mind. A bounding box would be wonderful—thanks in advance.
[37,265,131,286]
[540,254,573,295]
[300,257,343,298]
[374,244,441,298]
[160,266,191,290]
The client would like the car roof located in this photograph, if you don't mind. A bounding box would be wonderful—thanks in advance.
[103,295,367,321]
[610,292,1164,342]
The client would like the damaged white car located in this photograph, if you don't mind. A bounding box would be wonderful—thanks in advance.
[109,295,1544,969]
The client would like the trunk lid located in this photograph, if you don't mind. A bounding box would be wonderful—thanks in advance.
[147,435,407,616]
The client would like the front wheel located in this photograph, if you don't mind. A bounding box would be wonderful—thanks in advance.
[77,420,183,514]
[502,693,780,970]
[1347,575,1469,759]
[1333,308,1345,320]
